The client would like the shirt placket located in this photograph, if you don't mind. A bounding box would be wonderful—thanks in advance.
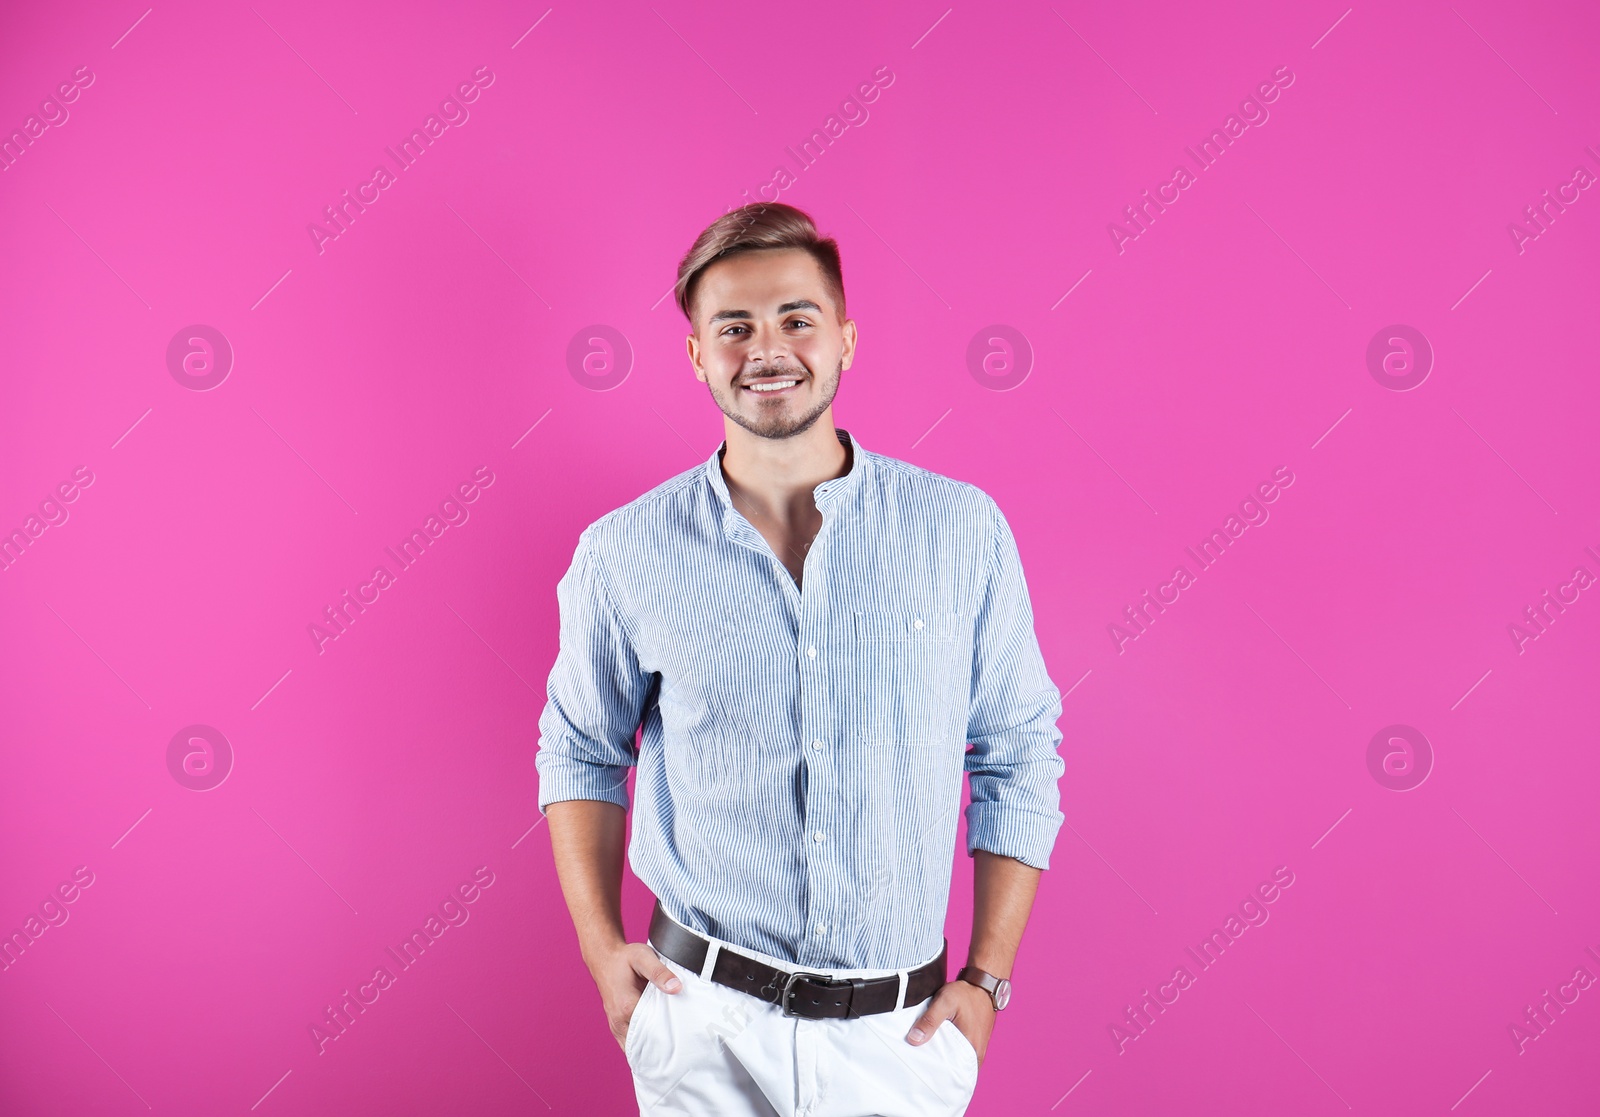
[795,484,848,968]
[715,450,855,970]
[732,492,843,968]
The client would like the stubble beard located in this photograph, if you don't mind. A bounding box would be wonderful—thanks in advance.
[709,358,843,441]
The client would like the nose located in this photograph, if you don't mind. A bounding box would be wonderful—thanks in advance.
[743,320,795,369]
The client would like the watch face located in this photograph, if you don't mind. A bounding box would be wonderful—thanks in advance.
[993,978,1012,1010]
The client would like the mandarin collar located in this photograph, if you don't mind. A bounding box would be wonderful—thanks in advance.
[705,428,866,528]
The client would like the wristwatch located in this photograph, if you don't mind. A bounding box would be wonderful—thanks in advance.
[957,966,1012,1011]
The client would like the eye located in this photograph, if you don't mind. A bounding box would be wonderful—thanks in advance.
[786,318,813,330]
[721,325,749,337]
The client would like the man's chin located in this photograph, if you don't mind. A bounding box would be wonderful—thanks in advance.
[727,403,827,441]
[732,415,818,440]
[709,377,837,440]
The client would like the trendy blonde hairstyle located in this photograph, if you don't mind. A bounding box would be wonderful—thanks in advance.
[674,202,846,324]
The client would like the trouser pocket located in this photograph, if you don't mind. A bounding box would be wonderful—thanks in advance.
[623,981,659,1065]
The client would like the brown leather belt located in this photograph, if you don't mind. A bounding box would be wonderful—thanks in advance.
[647,900,947,1020]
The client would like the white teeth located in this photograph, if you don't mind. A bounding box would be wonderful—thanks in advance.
[747,380,798,392]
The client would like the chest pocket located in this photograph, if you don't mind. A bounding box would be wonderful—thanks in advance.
[852,610,966,742]
[854,611,963,642]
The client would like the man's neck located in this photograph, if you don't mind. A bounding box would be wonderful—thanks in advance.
[719,419,850,525]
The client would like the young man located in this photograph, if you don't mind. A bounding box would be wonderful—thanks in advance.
[536,203,1065,1116]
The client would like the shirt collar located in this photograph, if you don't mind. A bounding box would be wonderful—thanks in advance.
[705,427,867,525]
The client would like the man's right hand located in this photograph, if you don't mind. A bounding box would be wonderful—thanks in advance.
[591,940,684,1050]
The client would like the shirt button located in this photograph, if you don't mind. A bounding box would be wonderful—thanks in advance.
[811,739,824,752]
[815,922,828,935]
[813,831,827,843]
[914,617,924,630]
[806,646,817,659]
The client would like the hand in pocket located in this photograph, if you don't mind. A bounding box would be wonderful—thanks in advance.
[594,942,683,1050]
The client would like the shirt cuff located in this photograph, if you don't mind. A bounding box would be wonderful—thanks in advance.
[964,801,1064,870]
[535,754,632,814]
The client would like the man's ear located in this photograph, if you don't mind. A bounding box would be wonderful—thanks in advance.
[686,331,707,383]
[839,318,858,372]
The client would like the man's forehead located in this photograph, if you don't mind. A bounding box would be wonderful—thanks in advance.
[699,253,833,318]
[703,249,818,288]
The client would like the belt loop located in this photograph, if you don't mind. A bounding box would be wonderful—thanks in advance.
[894,968,909,1012]
[699,938,721,983]
[849,977,868,1019]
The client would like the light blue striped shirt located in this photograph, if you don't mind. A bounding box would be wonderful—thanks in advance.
[535,428,1065,971]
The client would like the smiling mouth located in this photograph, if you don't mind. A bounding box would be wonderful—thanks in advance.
[742,377,803,395]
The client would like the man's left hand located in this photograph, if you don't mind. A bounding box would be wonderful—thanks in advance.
[905,979,996,1065]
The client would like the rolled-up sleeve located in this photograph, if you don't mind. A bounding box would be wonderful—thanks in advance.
[535,524,650,814]
[963,497,1066,869]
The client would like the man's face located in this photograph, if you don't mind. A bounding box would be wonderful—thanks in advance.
[686,248,857,441]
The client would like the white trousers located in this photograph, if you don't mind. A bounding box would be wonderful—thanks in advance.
[624,918,979,1116]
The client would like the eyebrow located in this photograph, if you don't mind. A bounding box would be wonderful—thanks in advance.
[708,299,822,324]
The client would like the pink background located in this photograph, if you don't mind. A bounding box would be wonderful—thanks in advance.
[3,1,1598,1113]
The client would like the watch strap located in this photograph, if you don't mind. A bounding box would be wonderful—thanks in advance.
[957,965,1005,1009]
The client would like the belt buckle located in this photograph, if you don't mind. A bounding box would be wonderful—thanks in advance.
[780,970,829,1018]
